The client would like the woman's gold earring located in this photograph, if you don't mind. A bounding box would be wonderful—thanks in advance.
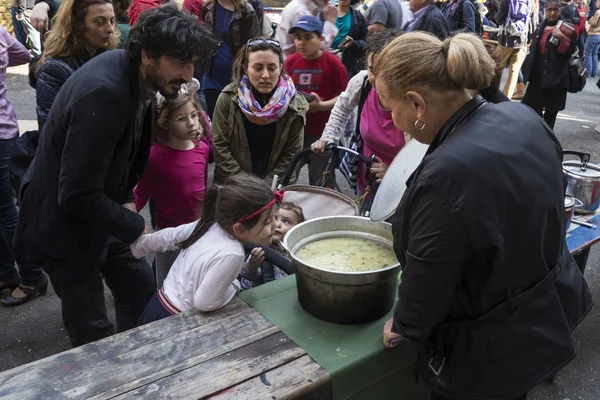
[414,119,426,130]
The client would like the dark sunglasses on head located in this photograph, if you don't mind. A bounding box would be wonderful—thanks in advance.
[247,38,281,49]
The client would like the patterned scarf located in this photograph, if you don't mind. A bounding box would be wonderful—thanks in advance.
[237,75,297,126]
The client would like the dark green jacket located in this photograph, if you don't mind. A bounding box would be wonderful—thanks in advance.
[212,81,308,184]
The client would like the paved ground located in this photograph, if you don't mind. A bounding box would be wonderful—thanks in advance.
[1,65,600,399]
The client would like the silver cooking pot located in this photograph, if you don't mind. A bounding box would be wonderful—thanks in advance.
[563,151,600,213]
[564,195,583,230]
[282,216,400,324]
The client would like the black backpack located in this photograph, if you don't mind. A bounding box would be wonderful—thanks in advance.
[456,0,484,35]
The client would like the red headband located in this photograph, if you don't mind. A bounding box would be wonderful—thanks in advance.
[237,190,285,224]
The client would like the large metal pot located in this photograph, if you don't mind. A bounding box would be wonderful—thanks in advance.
[282,216,400,324]
[563,151,600,213]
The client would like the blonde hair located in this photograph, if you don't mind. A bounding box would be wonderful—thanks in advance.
[38,0,120,69]
[373,32,495,98]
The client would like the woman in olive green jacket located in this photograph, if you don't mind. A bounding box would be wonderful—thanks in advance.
[212,38,308,185]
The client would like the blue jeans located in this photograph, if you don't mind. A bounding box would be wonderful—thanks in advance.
[0,137,45,286]
[584,35,600,78]
[578,34,585,58]
[10,8,27,46]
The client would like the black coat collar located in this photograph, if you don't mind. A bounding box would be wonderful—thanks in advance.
[406,95,487,188]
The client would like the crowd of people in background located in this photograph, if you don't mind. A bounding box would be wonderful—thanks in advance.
[0,0,599,398]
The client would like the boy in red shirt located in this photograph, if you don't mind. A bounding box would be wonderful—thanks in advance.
[284,15,349,185]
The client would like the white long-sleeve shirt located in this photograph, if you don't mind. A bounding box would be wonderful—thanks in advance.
[131,222,244,313]
[320,70,411,145]
[275,0,339,59]
[320,70,369,144]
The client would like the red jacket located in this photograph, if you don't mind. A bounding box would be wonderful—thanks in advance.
[576,4,587,35]
[183,0,204,21]
[128,0,164,26]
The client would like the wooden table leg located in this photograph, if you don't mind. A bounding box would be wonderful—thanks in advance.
[573,248,591,274]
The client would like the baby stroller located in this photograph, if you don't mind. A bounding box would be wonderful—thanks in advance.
[243,144,375,284]
[277,143,378,218]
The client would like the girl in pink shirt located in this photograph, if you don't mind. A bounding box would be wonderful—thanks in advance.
[135,80,213,288]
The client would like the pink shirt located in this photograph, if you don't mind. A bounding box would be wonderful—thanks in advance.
[358,89,406,192]
[135,137,212,229]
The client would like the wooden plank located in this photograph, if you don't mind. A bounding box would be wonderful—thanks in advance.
[112,331,307,399]
[209,355,331,400]
[0,297,249,379]
[0,307,278,400]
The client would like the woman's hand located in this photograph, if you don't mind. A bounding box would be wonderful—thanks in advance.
[247,247,265,273]
[383,318,405,348]
[31,2,50,33]
[308,93,324,113]
[339,37,353,50]
[551,26,564,40]
[371,157,388,183]
[311,139,329,154]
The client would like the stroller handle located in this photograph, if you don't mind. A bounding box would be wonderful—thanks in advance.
[278,143,371,188]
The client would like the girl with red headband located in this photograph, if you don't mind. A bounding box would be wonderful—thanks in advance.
[131,173,283,325]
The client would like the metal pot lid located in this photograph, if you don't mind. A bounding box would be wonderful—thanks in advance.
[563,161,600,178]
[565,195,575,208]
[370,140,429,222]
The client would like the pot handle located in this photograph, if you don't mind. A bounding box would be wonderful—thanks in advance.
[562,150,591,166]
[573,198,584,208]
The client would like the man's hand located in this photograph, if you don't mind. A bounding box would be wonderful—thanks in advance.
[31,2,50,33]
[383,318,405,348]
[122,202,137,213]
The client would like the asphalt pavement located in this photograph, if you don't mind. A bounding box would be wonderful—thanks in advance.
[1,65,600,400]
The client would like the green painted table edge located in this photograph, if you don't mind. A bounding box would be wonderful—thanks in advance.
[238,275,429,400]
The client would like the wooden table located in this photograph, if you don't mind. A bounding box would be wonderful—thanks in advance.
[0,297,332,399]
[3,217,598,400]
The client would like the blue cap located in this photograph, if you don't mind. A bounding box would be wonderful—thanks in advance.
[288,15,323,35]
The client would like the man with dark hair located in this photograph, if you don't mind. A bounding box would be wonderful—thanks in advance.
[14,4,218,347]
[560,0,579,23]
[405,0,450,39]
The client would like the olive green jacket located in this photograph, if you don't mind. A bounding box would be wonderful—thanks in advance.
[212,82,308,184]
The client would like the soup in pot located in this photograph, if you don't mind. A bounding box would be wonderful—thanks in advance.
[295,237,398,272]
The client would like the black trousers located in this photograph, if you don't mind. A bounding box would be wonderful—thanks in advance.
[529,106,559,130]
[43,238,155,347]
[431,393,527,400]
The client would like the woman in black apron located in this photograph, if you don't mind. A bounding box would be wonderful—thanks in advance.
[373,32,592,400]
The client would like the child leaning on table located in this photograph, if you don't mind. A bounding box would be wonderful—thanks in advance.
[239,202,305,289]
[131,173,283,326]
